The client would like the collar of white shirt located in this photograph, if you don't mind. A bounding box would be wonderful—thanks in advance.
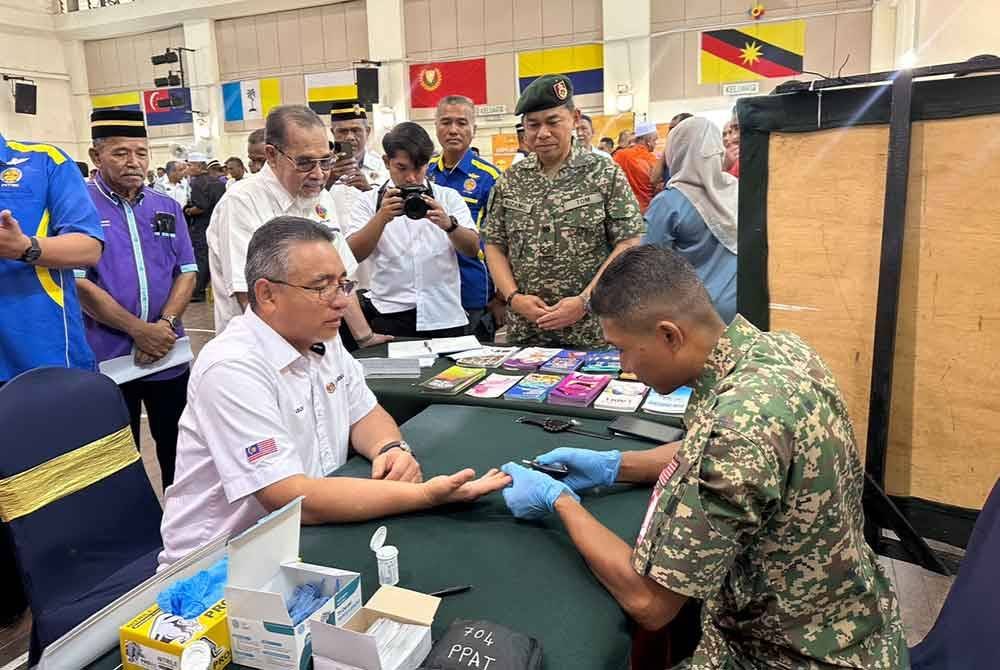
[258,162,296,213]
[243,306,306,371]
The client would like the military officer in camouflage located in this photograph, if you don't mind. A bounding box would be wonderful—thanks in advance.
[483,74,644,348]
[500,246,909,669]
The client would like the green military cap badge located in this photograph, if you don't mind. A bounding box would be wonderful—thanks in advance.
[514,74,574,115]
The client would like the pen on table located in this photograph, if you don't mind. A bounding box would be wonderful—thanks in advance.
[430,585,472,597]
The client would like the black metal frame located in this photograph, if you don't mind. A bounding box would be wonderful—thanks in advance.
[736,56,1000,573]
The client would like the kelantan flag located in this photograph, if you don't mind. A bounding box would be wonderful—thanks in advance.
[409,58,487,108]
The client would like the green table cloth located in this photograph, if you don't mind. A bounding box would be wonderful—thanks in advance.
[356,344,685,429]
[84,405,659,670]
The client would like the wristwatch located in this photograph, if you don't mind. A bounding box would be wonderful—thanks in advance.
[19,236,41,264]
[159,314,180,329]
[445,216,459,234]
[378,440,412,456]
[505,290,521,307]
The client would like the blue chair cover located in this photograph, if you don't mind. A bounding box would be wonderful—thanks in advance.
[910,478,1000,669]
[0,367,163,664]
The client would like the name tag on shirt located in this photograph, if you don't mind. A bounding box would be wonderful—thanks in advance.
[560,193,604,212]
[503,199,532,213]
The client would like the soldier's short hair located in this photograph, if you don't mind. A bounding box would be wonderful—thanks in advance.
[591,245,716,328]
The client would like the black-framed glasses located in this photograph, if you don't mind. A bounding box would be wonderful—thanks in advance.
[273,146,336,173]
[266,278,357,300]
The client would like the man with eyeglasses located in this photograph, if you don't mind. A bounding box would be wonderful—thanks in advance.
[208,105,390,350]
[159,217,511,567]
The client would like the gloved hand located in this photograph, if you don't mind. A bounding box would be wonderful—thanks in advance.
[534,447,621,492]
[500,462,579,520]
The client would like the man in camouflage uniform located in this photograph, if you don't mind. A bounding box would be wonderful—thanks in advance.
[483,74,643,348]
[499,246,909,669]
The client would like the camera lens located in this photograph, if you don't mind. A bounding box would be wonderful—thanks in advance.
[403,193,429,219]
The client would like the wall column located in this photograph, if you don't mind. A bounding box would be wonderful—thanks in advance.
[366,0,408,139]
[64,39,93,159]
[602,0,651,119]
[182,19,223,157]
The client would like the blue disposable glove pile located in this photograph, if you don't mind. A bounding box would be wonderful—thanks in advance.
[157,557,228,619]
[500,462,579,520]
[287,581,330,625]
[535,447,622,491]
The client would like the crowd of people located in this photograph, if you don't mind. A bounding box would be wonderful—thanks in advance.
[0,73,910,669]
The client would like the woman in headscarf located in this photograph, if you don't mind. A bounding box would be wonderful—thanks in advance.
[642,116,738,322]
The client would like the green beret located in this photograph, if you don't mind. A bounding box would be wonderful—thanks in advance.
[514,74,574,115]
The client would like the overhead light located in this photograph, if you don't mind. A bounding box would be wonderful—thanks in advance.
[154,73,181,88]
[898,49,918,69]
[151,50,179,66]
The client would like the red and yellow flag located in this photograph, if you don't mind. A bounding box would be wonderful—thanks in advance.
[700,20,805,84]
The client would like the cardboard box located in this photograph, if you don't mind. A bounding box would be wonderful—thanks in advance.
[225,498,363,670]
[120,599,231,670]
[311,585,440,670]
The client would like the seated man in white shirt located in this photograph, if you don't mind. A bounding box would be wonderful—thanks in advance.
[346,122,481,338]
[208,104,389,351]
[159,217,511,567]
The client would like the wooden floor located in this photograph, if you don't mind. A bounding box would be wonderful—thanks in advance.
[0,302,960,669]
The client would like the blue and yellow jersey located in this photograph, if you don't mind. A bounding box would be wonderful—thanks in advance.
[0,133,103,381]
[427,150,499,309]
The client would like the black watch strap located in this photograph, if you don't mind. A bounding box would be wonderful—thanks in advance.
[506,290,521,306]
[19,236,41,264]
[378,440,411,455]
[445,216,459,234]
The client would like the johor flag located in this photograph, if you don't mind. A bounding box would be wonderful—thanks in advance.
[143,87,192,126]
[409,58,487,108]
[700,20,805,83]
[222,78,282,122]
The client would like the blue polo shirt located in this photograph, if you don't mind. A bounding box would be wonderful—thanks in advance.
[427,150,499,309]
[0,134,103,382]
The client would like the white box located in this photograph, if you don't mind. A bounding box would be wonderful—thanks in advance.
[311,586,440,670]
[225,498,363,670]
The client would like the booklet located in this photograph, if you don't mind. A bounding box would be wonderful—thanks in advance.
[538,350,587,374]
[465,373,523,399]
[547,372,612,407]
[450,346,520,368]
[579,349,621,374]
[503,373,563,402]
[502,347,564,371]
[642,386,693,415]
[99,337,194,385]
[594,379,649,413]
[418,365,487,395]
[388,336,482,359]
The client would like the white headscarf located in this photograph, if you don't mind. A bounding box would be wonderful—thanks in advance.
[665,117,739,254]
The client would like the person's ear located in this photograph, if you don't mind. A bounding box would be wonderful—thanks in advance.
[253,278,277,310]
[88,146,100,168]
[264,145,280,168]
[656,320,685,353]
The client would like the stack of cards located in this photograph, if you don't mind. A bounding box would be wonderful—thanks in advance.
[504,373,563,401]
[580,349,621,374]
[418,366,487,395]
[538,350,587,374]
[465,373,523,399]
[642,386,693,415]
[594,379,649,412]
[547,373,612,407]
[451,346,520,368]
[503,347,563,372]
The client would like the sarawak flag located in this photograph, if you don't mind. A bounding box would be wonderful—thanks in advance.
[409,58,487,108]
[700,20,805,84]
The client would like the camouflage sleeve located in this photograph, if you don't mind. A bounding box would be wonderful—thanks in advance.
[632,427,783,599]
[481,175,508,251]
[604,163,645,247]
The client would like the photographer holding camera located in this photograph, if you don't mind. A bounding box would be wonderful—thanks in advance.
[347,122,480,338]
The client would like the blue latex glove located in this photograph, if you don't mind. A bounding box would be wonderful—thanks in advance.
[500,462,579,520]
[534,447,622,492]
[157,557,228,619]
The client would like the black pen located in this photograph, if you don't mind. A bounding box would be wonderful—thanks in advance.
[431,585,472,597]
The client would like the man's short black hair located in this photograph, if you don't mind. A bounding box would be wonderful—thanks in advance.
[246,216,335,309]
[591,245,716,329]
[579,114,594,127]
[669,112,694,129]
[381,122,435,166]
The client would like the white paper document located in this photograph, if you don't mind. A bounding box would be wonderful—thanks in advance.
[98,337,194,385]
[387,336,481,359]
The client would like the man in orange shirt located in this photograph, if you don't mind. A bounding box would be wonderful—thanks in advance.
[613,121,661,212]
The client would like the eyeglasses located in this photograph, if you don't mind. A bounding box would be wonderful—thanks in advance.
[273,146,336,173]
[266,278,357,300]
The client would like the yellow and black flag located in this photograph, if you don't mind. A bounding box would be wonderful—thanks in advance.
[700,20,805,84]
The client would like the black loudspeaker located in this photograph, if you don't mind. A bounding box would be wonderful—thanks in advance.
[14,82,37,115]
[356,68,379,106]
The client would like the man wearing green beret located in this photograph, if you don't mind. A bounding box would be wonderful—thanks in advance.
[483,74,644,348]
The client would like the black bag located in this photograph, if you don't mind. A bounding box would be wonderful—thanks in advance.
[420,619,542,670]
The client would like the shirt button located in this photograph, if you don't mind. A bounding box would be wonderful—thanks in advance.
[541,225,552,233]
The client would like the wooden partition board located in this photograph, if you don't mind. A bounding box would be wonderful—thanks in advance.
[765,117,1000,512]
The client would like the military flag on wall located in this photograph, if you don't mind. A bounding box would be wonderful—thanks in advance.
[142,87,192,126]
[90,91,142,113]
[409,58,487,108]
[222,78,282,122]
[700,20,805,84]
[517,45,603,96]
[304,71,358,115]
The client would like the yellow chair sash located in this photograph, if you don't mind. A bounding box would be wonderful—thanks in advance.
[0,426,140,522]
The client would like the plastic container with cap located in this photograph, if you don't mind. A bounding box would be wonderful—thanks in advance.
[369,525,400,586]
[179,639,213,670]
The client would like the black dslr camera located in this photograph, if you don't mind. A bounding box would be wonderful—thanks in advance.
[398,185,433,219]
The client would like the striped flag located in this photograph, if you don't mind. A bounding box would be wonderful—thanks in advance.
[305,71,358,116]
[222,79,282,122]
[517,45,604,97]
[700,20,805,84]
[245,437,278,464]
[91,91,142,113]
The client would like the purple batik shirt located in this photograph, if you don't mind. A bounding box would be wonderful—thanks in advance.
[78,173,197,381]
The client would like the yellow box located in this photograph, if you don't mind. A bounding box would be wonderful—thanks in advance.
[120,599,232,670]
